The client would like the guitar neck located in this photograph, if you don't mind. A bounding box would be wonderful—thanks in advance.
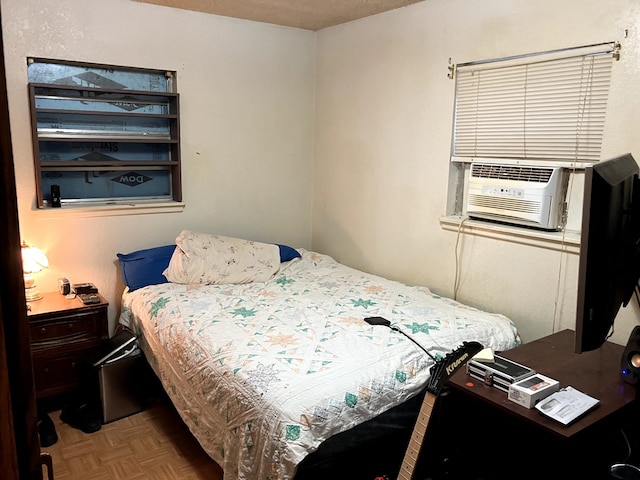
[397,391,437,480]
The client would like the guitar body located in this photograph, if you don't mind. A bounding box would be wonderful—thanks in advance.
[392,341,483,480]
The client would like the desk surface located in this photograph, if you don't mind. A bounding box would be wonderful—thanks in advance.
[450,329,637,438]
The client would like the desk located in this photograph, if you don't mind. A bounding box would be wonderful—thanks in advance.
[439,330,638,479]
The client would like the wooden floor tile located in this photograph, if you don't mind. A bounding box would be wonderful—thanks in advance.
[41,398,223,480]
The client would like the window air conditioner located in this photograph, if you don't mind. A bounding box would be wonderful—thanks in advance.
[466,163,569,231]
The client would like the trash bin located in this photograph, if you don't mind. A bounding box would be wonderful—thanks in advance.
[91,329,145,424]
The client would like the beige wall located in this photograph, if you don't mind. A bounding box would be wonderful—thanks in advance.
[314,0,640,344]
[2,0,315,332]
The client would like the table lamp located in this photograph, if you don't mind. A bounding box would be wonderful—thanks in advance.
[21,242,49,301]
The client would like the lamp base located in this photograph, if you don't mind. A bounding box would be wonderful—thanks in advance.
[25,287,43,302]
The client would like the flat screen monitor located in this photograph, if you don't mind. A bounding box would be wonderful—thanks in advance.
[575,153,640,353]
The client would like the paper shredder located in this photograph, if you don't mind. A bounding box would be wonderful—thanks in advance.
[91,329,145,423]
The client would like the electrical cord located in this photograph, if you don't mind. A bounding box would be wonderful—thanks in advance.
[453,216,469,301]
[552,163,576,335]
[621,428,633,462]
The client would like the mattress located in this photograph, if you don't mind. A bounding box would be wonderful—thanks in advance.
[119,249,519,479]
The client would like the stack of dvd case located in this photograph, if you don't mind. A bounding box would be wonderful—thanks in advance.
[467,355,535,392]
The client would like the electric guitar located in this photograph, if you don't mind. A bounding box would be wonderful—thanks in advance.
[395,341,483,480]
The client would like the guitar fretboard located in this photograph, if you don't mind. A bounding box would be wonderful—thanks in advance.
[389,342,481,480]
[397,392,436,480]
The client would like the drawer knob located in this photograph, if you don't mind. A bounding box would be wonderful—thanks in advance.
[40,327,46,335]
[67,323,74,330]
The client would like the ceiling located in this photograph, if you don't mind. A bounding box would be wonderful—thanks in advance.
[134,0,425,31]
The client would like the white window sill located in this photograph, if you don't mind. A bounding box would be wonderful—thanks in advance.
[439,215,580,254]
[34,201,185,218]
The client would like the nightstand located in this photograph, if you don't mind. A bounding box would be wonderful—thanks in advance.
[27,292,108,408]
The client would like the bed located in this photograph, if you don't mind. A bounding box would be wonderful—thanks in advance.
[117,231,520,480]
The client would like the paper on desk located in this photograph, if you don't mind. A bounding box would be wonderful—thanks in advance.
[472,348,494,362]
[534,386,599,425]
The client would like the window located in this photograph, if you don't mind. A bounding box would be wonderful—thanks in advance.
[28,58,181,209]
[442,42,621,241]
[451,42,619,165]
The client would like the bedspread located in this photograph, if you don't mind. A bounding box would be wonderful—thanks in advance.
[119,250,519,480]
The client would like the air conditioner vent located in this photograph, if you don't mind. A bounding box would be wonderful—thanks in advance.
[471,164,553,183]
[467,194,542,214]
[466,163,569,231]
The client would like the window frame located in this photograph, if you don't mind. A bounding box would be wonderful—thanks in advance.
[27,58,181,209]
[442,42,620,245]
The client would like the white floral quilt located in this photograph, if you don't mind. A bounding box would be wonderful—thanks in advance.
[119,250,519,480]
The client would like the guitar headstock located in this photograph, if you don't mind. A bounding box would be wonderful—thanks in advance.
[426,341,483,395]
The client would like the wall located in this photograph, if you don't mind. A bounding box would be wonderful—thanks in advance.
[314,0,640,344]
[2,0,315,332]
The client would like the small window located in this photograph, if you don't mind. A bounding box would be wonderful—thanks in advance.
[27,58,181,208]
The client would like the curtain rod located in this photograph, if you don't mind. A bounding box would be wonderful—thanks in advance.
[454,41,620,69]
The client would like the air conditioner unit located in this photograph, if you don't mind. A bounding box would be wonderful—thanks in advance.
[466,163,569,231]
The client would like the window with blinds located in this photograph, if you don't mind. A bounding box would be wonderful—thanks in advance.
[451,42,620,164]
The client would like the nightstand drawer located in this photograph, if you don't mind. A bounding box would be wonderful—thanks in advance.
[32,351,89,396]
[28,292,109,403]
[30,311,103,350]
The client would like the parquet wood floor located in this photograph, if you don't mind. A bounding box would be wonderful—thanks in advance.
[41,398,224,480]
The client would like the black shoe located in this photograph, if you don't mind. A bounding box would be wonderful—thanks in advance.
[37,413,58,447]
[60,402,102,433]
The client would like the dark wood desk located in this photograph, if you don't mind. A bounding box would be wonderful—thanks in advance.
[449,329,636,438]
[436,330,638,479]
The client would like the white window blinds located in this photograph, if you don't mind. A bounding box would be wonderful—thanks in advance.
[452,42,619,164]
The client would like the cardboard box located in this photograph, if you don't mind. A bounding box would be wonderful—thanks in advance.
[508,374,560,408]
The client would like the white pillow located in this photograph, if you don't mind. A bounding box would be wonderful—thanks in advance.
[163,231,280,285]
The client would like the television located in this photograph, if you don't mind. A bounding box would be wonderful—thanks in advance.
[575,153,640,355]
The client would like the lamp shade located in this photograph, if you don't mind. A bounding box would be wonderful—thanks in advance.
[21,243,48,301]
[21,243,49,274]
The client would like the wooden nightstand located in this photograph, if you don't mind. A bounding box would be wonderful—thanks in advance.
[27,292,108,407]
